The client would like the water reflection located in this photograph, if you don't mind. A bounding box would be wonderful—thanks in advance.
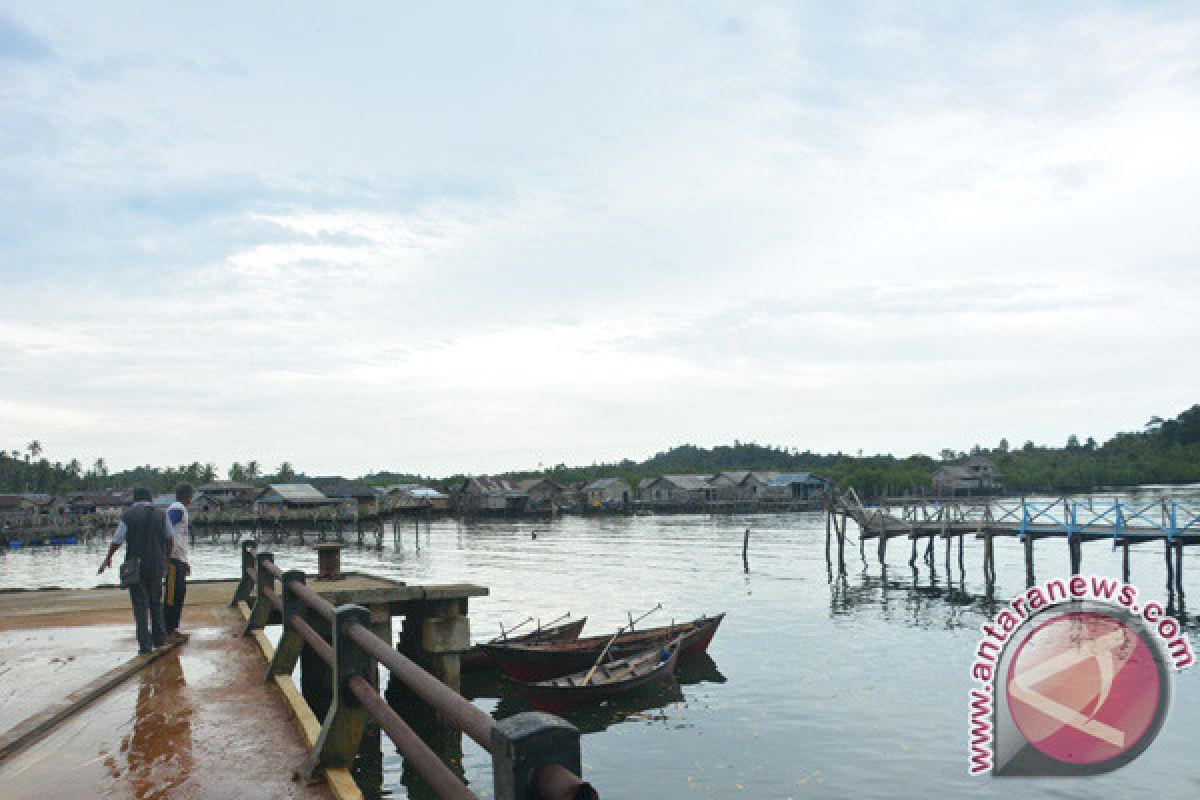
[829,548,1194,632]
[464,653,726,735]
[117,657,193,798]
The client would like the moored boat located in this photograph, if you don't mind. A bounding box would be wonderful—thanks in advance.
[461,616,587,672]
[481,612,724,681]
[519,637,684,712]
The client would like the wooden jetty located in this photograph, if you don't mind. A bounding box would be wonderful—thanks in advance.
[0,500,439,549]
[0,542,598,800]
[828,490,1200,590]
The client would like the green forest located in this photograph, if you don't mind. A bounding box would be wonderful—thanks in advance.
[4,405,1199,497]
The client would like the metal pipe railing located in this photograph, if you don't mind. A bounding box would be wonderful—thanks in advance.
[345,620,495,749]
[347,675,479,800]
[238,544,596,800]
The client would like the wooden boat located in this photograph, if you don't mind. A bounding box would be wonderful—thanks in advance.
[519,637,684,712]
[481,613,724,682]
[461,617,587,673]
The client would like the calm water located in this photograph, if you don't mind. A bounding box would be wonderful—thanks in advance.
[3,499,1199,798]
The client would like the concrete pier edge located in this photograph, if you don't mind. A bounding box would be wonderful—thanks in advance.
[236,600,363,800]
[0,639,182,763]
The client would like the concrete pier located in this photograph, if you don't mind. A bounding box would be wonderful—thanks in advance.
[0,572,487,800]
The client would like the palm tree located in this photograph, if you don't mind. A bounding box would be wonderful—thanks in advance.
[246,460,261,482]
[276,462,296,482]
[93,458,108,477]
[26,440,42,460]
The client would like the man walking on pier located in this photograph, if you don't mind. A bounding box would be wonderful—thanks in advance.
[99,487,174,654]
[164,482,193,643]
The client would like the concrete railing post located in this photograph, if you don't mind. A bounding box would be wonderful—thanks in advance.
[230,539,258,607]
[492,712,583,800]
[266,570,309,678]
[241,551,275,635]
[304,604,372,781]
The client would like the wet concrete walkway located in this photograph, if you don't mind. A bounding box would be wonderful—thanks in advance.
[0,601,332,799]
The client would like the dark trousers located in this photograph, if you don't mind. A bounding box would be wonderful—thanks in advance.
[164,558,188,634]
[129,571,166,652]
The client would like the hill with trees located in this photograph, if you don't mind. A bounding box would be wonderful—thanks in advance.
[4,405,1199,497]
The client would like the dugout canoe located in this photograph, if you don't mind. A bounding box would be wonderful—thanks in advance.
[481,612,724,682]
[461,617,587,673]
[519,637,684,712]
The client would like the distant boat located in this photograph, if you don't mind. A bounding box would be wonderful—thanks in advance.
[461,616,587,673]
[519,637,684,712]
[481,613,724,681]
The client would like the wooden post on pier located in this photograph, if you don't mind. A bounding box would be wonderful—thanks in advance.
[825,511,832,562]
[983,533,995,585]
[1122,541,1131,583]
[743,529,750,573]
[1174,540,1185,598]
[1165,540,1175,594]
[1068,535,1082,575]
[1023,535,1035,588]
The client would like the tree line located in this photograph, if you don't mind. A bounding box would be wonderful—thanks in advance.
[4,404,1199,497]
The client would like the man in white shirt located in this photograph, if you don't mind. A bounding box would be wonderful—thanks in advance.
[98,487,174,654]
[164,482,193,643]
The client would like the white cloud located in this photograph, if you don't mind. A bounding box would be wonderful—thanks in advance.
[1,1,1198,475]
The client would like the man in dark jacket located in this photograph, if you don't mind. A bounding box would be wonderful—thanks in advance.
[99,487,175,654]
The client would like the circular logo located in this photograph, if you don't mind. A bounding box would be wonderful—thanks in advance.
[1005,610,1167,768]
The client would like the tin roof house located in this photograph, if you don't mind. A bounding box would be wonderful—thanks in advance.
[764,472,829,501]
[517,478,566,512]
[310,477,380,509]
[457,476,529,514]
[584,478,631,509]
[639,475,714,505]
[254,483,343,512]
[931,456,1003,496]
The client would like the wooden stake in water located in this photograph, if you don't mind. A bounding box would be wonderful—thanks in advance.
[743,529,750,572]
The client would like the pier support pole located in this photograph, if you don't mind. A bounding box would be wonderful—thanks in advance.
[1174,541,1185,599]
[1023,535,1035,588]
[743,528,750,573]
[1165,540,1175,597]
[1068,536,1082,576]
[983,534,995,585]
[825,512,832,563]
[1122,542,1130,583]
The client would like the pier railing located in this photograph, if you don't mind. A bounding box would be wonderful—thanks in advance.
[233,542,596,800]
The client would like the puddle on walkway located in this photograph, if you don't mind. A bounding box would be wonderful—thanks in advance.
[0,613,330,799]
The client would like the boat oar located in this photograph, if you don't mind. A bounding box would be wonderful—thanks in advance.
[534,611,571,634]
[498,616,533,641]
[581,603,662,686]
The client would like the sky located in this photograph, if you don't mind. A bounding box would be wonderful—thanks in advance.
[1,2,1199,477]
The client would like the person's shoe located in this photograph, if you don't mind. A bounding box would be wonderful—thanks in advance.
[138,646,152,655]
[166,631,190,644]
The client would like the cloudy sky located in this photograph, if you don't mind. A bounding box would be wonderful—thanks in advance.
[1,2,1198,477]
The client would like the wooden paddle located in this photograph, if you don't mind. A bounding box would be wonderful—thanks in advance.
[497,616,533,641]
[534,611,571,636]
[581,603,662,686]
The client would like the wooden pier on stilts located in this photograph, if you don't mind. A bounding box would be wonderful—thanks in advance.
[826,491,1200,591]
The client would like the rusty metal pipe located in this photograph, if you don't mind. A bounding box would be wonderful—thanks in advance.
[262,586,282,612]
[287,580,335,621]
[262,560,284,579]
[347,675,479,800]
[289,614,334,665]
[535,763,599,800]
[344,621,496,751]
